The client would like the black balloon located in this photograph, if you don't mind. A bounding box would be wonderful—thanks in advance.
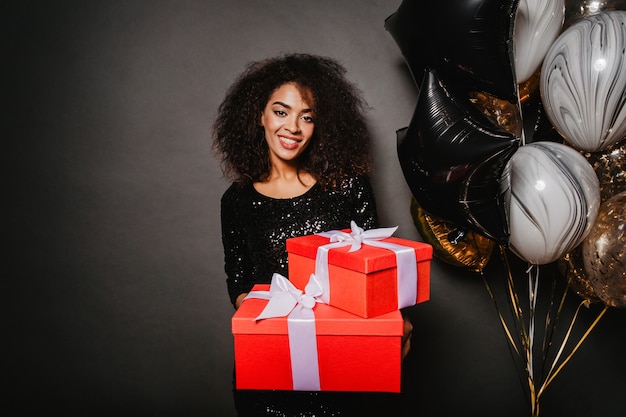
[385,0,520,103]
[397,69,520,244]
[520,88,565,145]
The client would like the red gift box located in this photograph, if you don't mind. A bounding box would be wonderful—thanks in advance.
[286,231,433,318]
[232,284,403,392]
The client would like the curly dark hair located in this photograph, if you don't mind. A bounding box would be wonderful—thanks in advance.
[212,53,373,190]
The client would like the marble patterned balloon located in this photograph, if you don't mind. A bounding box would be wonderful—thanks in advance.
[503,141,600,265]
[540,11,626,152]
[582,191,626,308]
[514,0,565,84]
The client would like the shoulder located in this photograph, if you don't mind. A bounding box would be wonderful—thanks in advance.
[339,175,373,192]
[221,182,252,207]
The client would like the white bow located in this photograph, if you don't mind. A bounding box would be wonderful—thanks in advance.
[244,273,324,390]
[320,220,398,252]
[246,273,325,321]
[315,221,417,308]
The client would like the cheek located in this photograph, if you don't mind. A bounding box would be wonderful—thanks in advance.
[261,117,279,136]
[260,110,277,128]
[303,125,315,141]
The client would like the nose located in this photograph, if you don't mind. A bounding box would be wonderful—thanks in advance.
[284,115,301,133]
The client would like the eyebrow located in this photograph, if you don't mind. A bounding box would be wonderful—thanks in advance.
[272,101,314,113]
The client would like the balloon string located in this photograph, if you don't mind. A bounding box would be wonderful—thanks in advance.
[538,265,569,384]
[486,246,610,417]
[502,247,527,354]
[481,251,530,408]
[527,265,539,417]
[502,249,538,414]
[516,86,526,146]
[527,266,537,378]
[483,246,533,407]
[481,270,520,356]
[536,303,608,400]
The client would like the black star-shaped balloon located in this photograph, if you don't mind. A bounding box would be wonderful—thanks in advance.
[385,0,519,103]
[397,68,520,244]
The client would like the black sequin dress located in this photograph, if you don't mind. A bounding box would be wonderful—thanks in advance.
[221,175,379,307]
[220,175,398,416]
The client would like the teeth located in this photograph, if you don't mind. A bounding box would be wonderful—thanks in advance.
[281,136,297,144]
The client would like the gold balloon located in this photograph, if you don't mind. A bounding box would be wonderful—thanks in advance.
[558,140,625,298]
[410,196,494,273]
[582,191,626,308]
[556,245,601,302]
[583,139,626,203]
[468,91,523,137]
[517,69,541,105]
[564,0,626,30]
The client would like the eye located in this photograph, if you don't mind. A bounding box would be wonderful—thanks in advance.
[301,115,314,123]
[273,109,287,117]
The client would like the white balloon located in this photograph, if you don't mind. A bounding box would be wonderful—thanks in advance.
[514,0,565,84]
[541,11,626,152]
[503,142,600,265]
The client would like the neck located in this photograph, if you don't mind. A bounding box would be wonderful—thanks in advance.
[254,164,316,199]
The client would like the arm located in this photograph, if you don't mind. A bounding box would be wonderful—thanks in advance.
[349,175,379,229]
[220,184,255,309]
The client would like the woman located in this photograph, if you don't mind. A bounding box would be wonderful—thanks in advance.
[213,53,411,416]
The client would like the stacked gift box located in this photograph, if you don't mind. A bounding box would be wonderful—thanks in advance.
[232,223,433,392]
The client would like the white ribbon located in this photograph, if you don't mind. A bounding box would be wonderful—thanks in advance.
[315,221,417,308]
[244,273,324,390]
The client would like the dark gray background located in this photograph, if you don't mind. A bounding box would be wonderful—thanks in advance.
[6,1,625,416]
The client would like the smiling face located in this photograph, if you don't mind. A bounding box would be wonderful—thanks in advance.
[260,82,315,167]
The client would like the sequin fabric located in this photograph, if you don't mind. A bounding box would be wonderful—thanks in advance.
[220,175,398,416]
[220,175,378,307]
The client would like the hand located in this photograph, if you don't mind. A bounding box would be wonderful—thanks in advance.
[401,314,413,361]
[235,293,248,309]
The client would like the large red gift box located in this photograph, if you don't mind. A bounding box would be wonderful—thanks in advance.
[232,284,403,392]
[286,232,433,318]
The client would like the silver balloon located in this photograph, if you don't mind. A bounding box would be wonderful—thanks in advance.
[540,11,626,152]
[582,191,626,308]
[504,141,601,265]
[514,0,565,84]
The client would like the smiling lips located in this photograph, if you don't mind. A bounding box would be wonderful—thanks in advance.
[279,135,301,149]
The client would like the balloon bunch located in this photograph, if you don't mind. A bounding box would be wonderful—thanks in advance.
[537,6,626,309]
[386,1,625,416]
[387,0,523,247]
